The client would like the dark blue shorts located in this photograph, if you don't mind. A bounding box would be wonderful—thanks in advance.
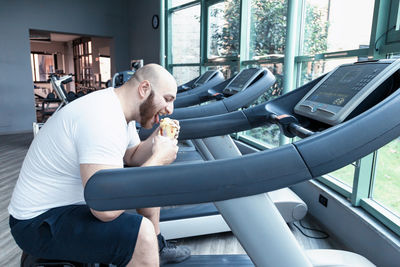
[9,205,143,266]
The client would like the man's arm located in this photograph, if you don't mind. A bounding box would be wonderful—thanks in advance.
[125,120,180,167]
[80,164,125,222]
[124,127,160,167]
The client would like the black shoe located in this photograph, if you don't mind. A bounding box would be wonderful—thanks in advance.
[159,239,191,265]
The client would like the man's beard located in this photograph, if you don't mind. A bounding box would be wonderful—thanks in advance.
[139,90,157,128]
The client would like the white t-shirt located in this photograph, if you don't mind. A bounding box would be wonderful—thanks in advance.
[8,88,141,220]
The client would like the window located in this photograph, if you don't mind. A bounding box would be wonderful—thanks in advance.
[249,0,287,60]
[172,66,200,85]
[372,138,400,217]
[208,0,240,58]
[99,56,111,85]
[206,64,238,79]
[172,5,201,64]
[73,38,95,88]
[303,0,374,55]
[298,57,359,87]
[31,53,55,82]
[171,0,196,8]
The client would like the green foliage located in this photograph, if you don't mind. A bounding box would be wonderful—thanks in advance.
[209,0,240,57]
[249,0,287,56]
[303,3,328,55]
[209,0,328,58]
[208,0,328,146]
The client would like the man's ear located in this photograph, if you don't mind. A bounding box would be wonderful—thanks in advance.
[138,80,151,99]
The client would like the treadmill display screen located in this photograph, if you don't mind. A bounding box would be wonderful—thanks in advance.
[306,63,388,107]
[195,71,215,86]
[227,68,261,91]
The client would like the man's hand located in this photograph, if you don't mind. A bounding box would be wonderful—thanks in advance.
[144,135,178,166]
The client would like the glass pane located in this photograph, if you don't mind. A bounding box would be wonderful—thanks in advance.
[172,0,195,8]
[172,5,201,63]
[34,54,54,82]
[249,0,288,59]
[31,54,35,81]
[372,138,400,216]
[208,0,240,58]
[298,57,358,86]
[242,62,283,147]
[303,0,374,55]
[206,64,239,79]
[172,66,200,85]
[99,56,111,83]
[328,164,355,187]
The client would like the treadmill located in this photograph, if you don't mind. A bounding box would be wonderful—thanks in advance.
[86,59,400,266]
[139,67,306,239]
[177,69,224,95]
[170,68,275,120]
[156,68,307,239]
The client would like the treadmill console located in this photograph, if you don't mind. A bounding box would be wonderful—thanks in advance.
[223,68,264,95]
[294,59,400,125]
[193,70,219,87]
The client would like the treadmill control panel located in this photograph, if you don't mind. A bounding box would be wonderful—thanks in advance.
[294,59,400,125]
[223,68,264,95]
[193,70,218,87]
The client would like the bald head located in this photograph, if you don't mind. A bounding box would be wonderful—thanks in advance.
[126,63,177,93]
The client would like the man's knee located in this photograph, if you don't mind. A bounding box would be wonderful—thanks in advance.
[136,217,157,249]
[128,218,158,266]
[136,207,160,218]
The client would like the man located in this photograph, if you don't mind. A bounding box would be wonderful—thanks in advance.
[8,64,191,266]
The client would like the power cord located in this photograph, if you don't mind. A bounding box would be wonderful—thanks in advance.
[292,219,330,239]
[375,25,396,51]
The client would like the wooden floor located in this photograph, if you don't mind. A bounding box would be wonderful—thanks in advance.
[0,133,346,266]
[0,133,33,267]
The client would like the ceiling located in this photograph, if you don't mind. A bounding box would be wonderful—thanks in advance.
[29,30,81,43]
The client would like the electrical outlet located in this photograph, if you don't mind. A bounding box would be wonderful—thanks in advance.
[319,194,328,207]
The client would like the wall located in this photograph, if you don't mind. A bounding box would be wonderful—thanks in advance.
[0,0,134,134]
[292,180,400,267]
[128,0,162,66]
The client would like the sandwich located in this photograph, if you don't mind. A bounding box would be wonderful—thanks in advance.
[159,118,179,139]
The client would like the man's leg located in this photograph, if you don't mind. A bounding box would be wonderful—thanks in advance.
[136,207,161,235]
[10,205,155,266]
[136,207,191,265]
[127,217,159,267]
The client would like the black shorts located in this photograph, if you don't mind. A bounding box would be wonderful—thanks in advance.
[9,205,143,266]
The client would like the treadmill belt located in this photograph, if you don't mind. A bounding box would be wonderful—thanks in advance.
[166,255,253,266]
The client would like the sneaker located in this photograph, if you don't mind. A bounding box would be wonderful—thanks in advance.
[159,239,191,265]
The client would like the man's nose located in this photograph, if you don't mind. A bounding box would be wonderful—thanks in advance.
[166,102,174,115]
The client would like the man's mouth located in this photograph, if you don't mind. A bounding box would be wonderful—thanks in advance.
[154,112,165,124]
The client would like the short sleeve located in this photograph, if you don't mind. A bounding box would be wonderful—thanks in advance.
[74,117,126,167]
[127,121,141,148]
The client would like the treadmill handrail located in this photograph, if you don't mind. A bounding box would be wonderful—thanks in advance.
[85,87,400,211]
[170,68,276,120]
[85,144,311,210]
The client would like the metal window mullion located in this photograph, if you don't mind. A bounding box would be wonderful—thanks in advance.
[369,0,390,58]
[239,0,251,71]
[280,0,301,146]
[295,0,306,88]
[160,0,166,67]
[166,0,173,72]
[169,0,201,13]
[351,153,375,206]
[360,198,400,236]
[200,0,207,73]
[295,48,370,63]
